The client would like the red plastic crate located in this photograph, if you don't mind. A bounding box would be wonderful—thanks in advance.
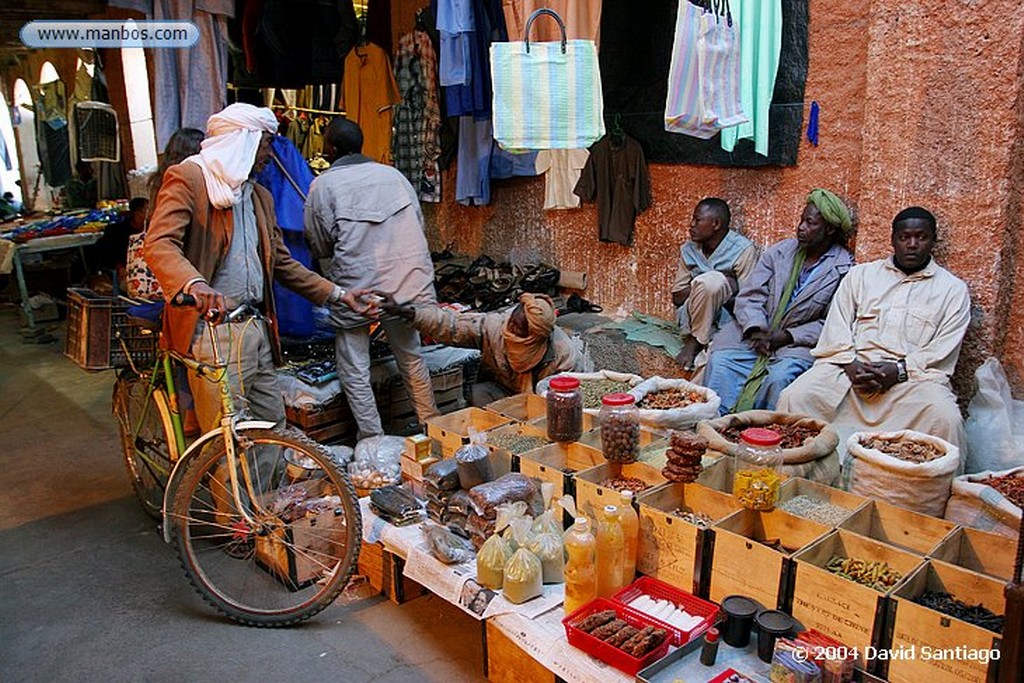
[611,575,720,645]
[562,597,672,676]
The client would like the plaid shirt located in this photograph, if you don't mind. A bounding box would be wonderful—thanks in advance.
[393,29,442,202]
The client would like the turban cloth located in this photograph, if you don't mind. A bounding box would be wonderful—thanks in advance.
[806,188,854,236]
[502,293,556,373]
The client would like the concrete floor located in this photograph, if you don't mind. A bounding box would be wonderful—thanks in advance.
[0,307,486,683]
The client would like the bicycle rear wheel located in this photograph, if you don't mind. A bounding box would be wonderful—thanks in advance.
[168,427,360,627]
[113,371,176,519]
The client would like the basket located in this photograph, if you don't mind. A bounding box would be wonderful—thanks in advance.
[611,576,719,645]
[64,288,158,371]
[562,597,672,675]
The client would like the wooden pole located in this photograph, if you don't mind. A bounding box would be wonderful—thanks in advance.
[997,514,1024,683]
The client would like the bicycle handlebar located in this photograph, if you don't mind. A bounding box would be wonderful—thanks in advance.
[172,292,255,324]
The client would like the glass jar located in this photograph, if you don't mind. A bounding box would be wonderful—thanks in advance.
[600,393,640,463]
[546,375,583,442]
[734,427,784,510]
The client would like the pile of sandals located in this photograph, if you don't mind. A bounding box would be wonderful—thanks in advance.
[434,253,561,311]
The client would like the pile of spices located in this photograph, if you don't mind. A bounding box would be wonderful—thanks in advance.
[983,475,1024,508]
[489,433,548,454]
[637,388,706,410]
[579,379,633,408]
[672,508,713,528]
[778,495,852,526]
[599,476,650,494]
[860,436,943,463]
[826,556,902,592]
[913,591,1005,633]
[721,422,820,449]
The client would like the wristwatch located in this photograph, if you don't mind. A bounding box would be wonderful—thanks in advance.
[895,359,908,383]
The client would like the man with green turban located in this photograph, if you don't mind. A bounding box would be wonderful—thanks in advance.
[703,189,855,417]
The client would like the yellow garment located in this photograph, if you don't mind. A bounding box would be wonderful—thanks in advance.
[502,293,556,373]
[343,43,401,164]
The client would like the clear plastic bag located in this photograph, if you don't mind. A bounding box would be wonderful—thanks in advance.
[502,519,543,604]
[477,533,512,590]
[496,501,533,553]
[527,531,564,584]
[424,522,476,565]
[965,358,1024,474]
[532,508,562,538]
[424,458,461,491]
[349,435,404,489]
[456,428,494,489]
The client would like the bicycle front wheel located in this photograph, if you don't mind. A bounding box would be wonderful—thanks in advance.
[169,427,360,627]
[113,371,176,519]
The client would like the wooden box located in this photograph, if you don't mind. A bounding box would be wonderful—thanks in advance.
[791,530,924,655]
[255,507,348,587]
[485,393,548,423]
[517,441,605,501]
[884,561,1004,683]
[839,499,957,556]
[401,455,440,482]
[426,407,514,456]
[357,541,428,604]
[574,461,667,521]
[635,483,742,596]
[928,525,1017,582]
[709,507,831,610]
[484,421,551,470]
[531,411,599,435]
[776,477,868,527]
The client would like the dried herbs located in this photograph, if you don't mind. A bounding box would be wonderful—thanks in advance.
[488,433,548,454]
[579,379,632,408]
[860,436,944,463]
[721,422,820,450]
[826,556,902,592]
[777,495,851,526]
[637,388,706,410]
[914,591,1004,633]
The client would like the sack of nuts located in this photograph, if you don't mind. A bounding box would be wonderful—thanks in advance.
[628,376,720,431]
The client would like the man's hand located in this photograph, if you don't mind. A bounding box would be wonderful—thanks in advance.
[843,360,899,396]
[340,290,370,316]
[745,328,790,356]
[376,292,416,321]
[867,361,901,394]
[187,281,227,322]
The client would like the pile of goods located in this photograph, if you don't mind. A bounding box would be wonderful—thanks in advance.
[621,594,707,632]
[466,473,543,549]
[825,556,902,592]
[580,379,633,408]
[913,590,1004,633]
[662,431,706,483]
[269,484,341,523]
[777,495,851,526]
[477,505,564,605]
[636,388,705,410]
[599,476,650,495]
[982,474,1024,508]
[602,412,642,462]
[721,422,820,450]
[671,508,713,528]
[488,433,548,454]
[859,435,944,463]
[572,609,667,657]
[423,459,461,524]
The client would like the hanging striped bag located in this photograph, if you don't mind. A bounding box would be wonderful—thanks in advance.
[491,8,605,150]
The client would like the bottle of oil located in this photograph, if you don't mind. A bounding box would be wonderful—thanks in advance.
[596,504,625,597]
[618,491,639,587]
[563,516,597,615]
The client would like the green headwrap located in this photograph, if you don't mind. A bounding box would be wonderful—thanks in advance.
[807,188,853,236]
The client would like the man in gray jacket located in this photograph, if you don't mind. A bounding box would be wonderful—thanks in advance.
[305,118,439,438]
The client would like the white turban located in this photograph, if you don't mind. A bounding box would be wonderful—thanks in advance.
[185,103,278,209]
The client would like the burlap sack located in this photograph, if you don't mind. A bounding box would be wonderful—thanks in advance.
[944,466,1023,539]
[696,410,840,485]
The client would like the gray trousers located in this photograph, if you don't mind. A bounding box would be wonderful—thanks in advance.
[335,319,440,440]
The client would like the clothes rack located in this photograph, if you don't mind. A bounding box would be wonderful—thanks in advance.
[271,104,346,117]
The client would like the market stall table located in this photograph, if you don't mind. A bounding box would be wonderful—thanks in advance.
[12,231,102,336]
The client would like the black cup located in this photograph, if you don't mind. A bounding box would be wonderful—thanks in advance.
[720,595,759,648]
[755,609,796,663]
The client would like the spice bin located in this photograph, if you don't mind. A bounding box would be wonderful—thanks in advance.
[928,525,1017,582]
[791,529,924,658]
[884,560,1004,683]
[574,461,667,522]
[425,407,513,456]
[562,597,672,675]
[484,421,550,469]
[517,441,605,502]
[635,483,742,596]
[776,477,868,528]
[839,499,957,556]
[485,392,548,423]
[708,507,831,610]
[611,576,720,645]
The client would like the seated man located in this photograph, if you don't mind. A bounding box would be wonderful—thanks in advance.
[672,197,758,372]
[375,291,585,405]
[777,206,970,452]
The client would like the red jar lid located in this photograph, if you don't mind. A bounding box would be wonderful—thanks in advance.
[602,392,636,406]
[549,376,580,391]
[705,627,719,643]
[740,427,783,447]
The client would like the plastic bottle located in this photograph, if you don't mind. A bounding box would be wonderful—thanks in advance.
[734,427,784,511]
[595,504,625,598]
[563,516,598,615]
[618,491,639,586]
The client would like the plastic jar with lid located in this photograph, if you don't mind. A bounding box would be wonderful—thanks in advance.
[734,427,784,510]
[600,393,640,462]
[546,375,583,442]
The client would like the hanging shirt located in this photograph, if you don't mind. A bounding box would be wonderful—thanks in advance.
[437,0,474,86]
[438,0,506,118]
[535,149,589,209]
[343,43,401,164]
[456,116,494,205]
[393,29,443,202]
[720,0,783,156]
[502,0,602,46]
[573,134,652,246]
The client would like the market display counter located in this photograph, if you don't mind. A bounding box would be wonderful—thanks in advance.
[11,231,102,334]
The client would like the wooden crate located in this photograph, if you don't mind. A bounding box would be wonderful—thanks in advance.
[928,525,1017,582]
[531,411,599,435]
[839,499,957,556]
[708,507,831,610]
[577,425,668,455]
[791,530,925,655]
[357,541,427,604]
[485,393,548,423]
[574,461,667,521]
[285,398,353,429]
[484,421,551,469]
[635,483,742,596]
[254,507,348,587]
[776,477,868,527]
[884,561,1003,683]
[485,620,555,683]
[517,441,605,501]
[426,407,514,456]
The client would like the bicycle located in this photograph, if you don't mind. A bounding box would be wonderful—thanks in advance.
[111,297,361,626]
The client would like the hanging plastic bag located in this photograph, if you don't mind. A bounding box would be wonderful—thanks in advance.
[527,531,565,584]
[503,518,544,604]
[456,428,494,489]
[664,0,747,138]
[964,358,1024,474]
[532,507,563,538]
[477,533,512,590]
